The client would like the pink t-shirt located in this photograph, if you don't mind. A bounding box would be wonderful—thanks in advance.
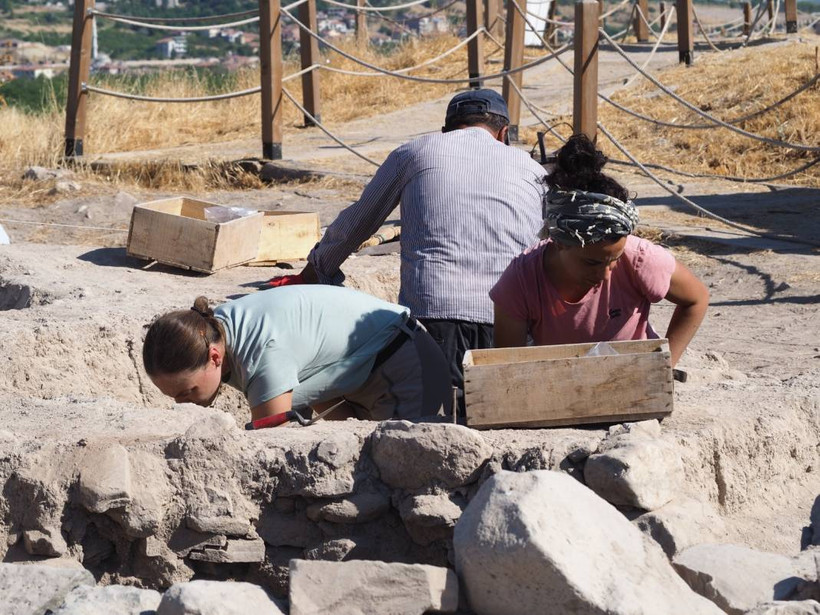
[489,236,677,345]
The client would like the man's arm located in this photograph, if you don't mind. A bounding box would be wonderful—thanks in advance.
[307,148,408,284]
[664,261,709,367]
[493,304,529,348]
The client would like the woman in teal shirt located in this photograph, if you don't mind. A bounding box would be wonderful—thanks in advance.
[142,286,451,423]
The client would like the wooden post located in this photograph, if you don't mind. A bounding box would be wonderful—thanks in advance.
[635,0,649,41]
[545,0,559,46]
[675,0,693,65]
[485,0,503,39]
[743,2,752,35]
[766,0,774,23]
[502,0,526,141]
[573,0,598,141]
[298,0,321,126]
[260,0,283,160]
[64,0,94,159]
[356,0,368,46]
[660,1,666,30]
[466,0,484,88]
[785,0,797,32]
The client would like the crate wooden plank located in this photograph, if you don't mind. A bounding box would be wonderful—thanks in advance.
[252,211,320,264]
[464,340,673,429]
[127,197,263,274]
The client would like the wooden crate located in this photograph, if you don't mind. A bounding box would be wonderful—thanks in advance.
[463,339,674,429]
[250,211,320,265]
[127,197,264,274]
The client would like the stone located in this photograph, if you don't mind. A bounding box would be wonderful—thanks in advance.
[608,419,662,439]
[789,550,820,602]
[585,437,683,511]
[257,506,322,548]
[186,486,252,536]
[371,421,492,489]
[398,493,464,546]
[188,537,266,563]
[673,543,805,614]
[22,166,69,181]
[259,162,322,183]
[156,580,285,615]
[168,529,228,558]
[0,562,95,615]
[23,527,68,557]
[633,497,726,557]
[48,181,81,196]
[272,431,361,498]
[52,584,162,615]
[289,559,459,615]
[453,470,723,615]
[78,443,132,513]
[745,601,820,615]
[303,539,356,562]
[108,450,172,538]
[306,492,389,524]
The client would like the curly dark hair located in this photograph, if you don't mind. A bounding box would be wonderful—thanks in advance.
[546,134,629,202]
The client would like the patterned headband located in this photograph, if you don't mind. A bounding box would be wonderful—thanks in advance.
[544,187,639,247]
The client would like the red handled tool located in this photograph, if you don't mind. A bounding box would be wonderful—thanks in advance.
[245,399,346,431]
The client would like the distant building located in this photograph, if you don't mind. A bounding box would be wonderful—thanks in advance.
[156,33,187,59]
[12,66,57,79]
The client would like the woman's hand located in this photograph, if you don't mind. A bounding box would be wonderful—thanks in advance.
[664,261,710,367]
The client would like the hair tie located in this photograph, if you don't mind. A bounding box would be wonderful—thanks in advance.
[191,306,206,317]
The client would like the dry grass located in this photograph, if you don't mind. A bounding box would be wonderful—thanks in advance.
[527,39,820,186]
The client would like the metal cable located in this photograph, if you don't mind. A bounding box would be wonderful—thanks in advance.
[599,29,820,152]
[283,4,570,84]
[597,122,820,247]
[281,88,381,167]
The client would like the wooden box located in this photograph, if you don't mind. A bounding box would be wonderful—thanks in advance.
[463,339,674,429]
[251,211,321,265]
[127,197,264,274]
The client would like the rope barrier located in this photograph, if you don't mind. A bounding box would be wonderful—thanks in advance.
[609,154,820,184]
[633,4,661,39]
[88,8,259,23]
[740,1,768,47]
[505,77,568,143]
[600,0,632,20]
[768,0,780,35]
[316,28,486,76]
[0,218,128,232]
[602,72,819,130]
[322,0,431,11]
[90,12,260,32]
[597,122,820,248]
[281,88,381,167]
[283,4,570,84]
[599,29,820,152]
[692,7,724,53]
[800,14,820,30]
[622,5,675,88]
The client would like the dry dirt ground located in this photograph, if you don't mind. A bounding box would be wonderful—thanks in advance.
[0,38,817,572]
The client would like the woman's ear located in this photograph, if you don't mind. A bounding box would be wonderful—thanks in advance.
[209,344,222,368]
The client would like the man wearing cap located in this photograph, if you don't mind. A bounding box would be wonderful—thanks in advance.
[269,89,547,415]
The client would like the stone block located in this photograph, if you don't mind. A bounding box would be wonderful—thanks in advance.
[0,562,95,615]
[78,443,132,514]
[52,584,162,615]
[108,450,172,538]
[371,421,491,489]
[289,559,458,615]
[156,580,285,615]
[168,528,228,558]
[674,543,805,614]
[306,492,389,524]
[23,527,67,557]
[188,537,266,563]
[398,493,464,546]
[633,497,726,557]
[585,438,683,511]
[745,601,820,615]
[453,470,723,615]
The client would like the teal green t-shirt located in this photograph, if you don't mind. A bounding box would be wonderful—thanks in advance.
[214,286,409,408]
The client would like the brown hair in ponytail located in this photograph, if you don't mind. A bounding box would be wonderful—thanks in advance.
[142,296,224,377]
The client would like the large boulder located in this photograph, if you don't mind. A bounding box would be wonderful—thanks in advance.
[289,559,459,615]
[584,437,683,511]
[371,421,491,489]
[52,584,162,615]
[453,470,723,615]
[673,543,808,614]
[0,563,95,615]
[634,497,726,557]
[156,580,285,615]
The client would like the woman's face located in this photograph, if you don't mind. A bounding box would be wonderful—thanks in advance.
[150,350,223,407]
[556,236,628,290]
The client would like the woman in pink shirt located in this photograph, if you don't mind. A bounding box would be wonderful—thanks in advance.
[490,135,708,367]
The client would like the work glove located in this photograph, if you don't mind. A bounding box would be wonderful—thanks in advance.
[263,272,305,288]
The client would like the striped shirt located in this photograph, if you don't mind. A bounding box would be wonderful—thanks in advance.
[307,127,547,324]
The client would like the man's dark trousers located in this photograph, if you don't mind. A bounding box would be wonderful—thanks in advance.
[418,319,493,418]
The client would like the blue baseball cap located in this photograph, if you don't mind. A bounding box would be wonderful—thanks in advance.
[445,89,510,124]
